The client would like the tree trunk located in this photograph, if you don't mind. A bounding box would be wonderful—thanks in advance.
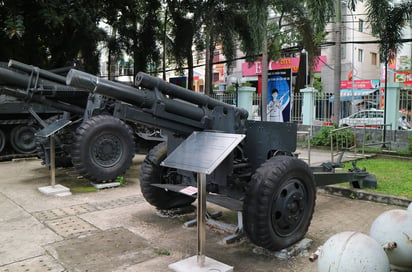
[204,33,215,95]
[162,7,167,81]
[187,52,194,90]
[333,0,342,125]
[108,27,117,81]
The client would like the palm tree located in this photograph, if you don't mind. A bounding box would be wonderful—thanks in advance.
[109,0,161,80]
[245,0,335,120]
[166,0,202,90]
[200,1,256,95]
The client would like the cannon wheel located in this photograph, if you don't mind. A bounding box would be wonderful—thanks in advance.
[71,115,134,182]
[36,115,74,168]
[243,155,316,251]
[140,142,195,209]
[0,129,5,153]
[10,125,37,154]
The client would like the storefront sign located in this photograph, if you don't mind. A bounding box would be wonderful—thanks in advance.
[242,56,326,76]
[394,71,412,86]
[340,79,380,89]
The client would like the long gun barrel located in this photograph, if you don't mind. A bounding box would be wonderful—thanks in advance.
[0,66,88,108]
[135,72,248,119]
[8,59,67,84]
[66,69,248,125]
[0,65,79,93]
[0,86,84,115]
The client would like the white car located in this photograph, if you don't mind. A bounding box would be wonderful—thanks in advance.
[339,109,384,128]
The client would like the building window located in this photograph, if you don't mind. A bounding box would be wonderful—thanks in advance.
[213,72,220,82]
[371,52,378,65]
[359,19,364,32]
[358,49,364,62]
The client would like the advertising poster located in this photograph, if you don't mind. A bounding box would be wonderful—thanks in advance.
[169,76,187,88]
[267,69,292,122]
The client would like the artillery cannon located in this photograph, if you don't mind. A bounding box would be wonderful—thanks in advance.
[66,69,377,251]
[0,60,161,172]
[0,61,85,155]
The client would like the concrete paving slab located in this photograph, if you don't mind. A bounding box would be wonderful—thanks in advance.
[92,181,121,189]
[169,255,233,272]
[44,215,99,238]
[0,255,65,272]
[38,184,71,196]
[0,158,143,213]
[0,193,62,266]
[44,228,157,272]
[32,203,98,222]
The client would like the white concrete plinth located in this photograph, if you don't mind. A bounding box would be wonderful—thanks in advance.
[91,182,121,189]
[38,184,71,196]
[169,256,233,272]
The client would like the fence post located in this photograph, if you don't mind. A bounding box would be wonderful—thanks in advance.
[383,70,402,131]
[300,87,317,126]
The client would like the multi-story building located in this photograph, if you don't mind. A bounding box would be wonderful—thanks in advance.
[321,2,381,95]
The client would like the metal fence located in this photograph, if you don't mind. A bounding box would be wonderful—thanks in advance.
[210,89,412,124]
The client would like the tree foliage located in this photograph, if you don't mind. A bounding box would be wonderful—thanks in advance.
[166,0,203,89]
[0,0,105,72]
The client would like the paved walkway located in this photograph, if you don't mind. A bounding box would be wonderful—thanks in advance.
[0,152,409,271]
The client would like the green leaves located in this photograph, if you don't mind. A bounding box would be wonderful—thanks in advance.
[3,15,24,39]
[364,0,412,63]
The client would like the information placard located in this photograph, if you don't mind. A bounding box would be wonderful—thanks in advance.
[161,131,245,175]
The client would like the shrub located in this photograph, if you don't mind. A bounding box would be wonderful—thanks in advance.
[311,126,355,148]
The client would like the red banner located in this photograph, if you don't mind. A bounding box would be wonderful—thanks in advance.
[340,80,380,89]
[242,56,326,76]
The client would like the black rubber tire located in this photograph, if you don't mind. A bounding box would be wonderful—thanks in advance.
[140,142,195,209]
[71,115,135,182]
[10,125,37,154]
[0,129,5,153]
[36,115,74,168]
[243,155,316,251]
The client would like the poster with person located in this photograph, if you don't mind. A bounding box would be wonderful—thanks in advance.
[267,69,292,122]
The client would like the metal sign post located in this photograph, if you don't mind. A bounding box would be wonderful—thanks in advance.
[50,134,56,187]
[197,173,206,266]
[36,119,72,196]
[165,131,244,272]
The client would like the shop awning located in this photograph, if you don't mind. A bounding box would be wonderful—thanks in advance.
[329,89,378,103]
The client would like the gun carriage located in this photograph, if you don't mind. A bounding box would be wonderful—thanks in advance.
[0,60,376,250]
[63,68,375,250]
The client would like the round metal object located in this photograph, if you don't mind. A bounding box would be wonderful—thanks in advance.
[370,208,412,271]
[318,231,390,272]
[91,134,122,167]
[271,178,307,237]
[10,125,37,154]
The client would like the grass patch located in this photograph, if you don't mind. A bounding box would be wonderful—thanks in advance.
[342,158,412,198]
[58,178,98,193]
[154,248,170,256]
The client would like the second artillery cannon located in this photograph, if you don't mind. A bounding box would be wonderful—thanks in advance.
[0,60,162,173]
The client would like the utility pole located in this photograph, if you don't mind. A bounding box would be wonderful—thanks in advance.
[333,0,342,125]
[261,36,268,121]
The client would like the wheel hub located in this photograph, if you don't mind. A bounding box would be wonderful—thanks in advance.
[92,135,122,167]
[11,125,36,153]
[271,180,306,236]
